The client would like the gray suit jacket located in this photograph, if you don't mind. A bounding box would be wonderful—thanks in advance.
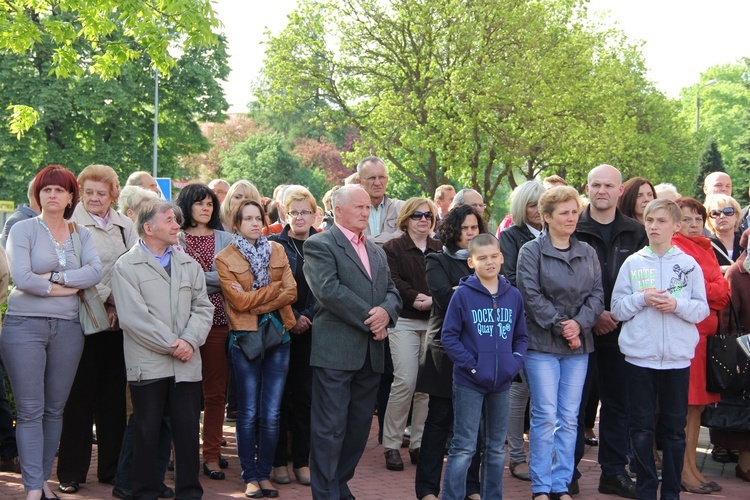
[303,224,402,372]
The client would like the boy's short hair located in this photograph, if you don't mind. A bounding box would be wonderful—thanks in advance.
[468,233,501,256]
[643,198,681,222]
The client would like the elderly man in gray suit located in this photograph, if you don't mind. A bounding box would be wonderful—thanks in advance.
[303,184,402,500]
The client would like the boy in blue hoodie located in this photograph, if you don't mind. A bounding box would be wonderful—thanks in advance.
[441,234,528,500]
[611,199,709,500]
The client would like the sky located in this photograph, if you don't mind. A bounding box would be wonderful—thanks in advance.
[213,0,750,113]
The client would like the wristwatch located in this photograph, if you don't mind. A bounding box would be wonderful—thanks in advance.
[50,272,62,284]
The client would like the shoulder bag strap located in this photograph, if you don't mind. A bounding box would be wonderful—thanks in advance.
[68,222,83,267]
[711,241,732,265]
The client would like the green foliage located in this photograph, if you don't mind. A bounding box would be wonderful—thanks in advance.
[258,0,691,211]
[693,137,725,198]
[679,63,750,193]
[0,24,230,204]
[221,132,301,198]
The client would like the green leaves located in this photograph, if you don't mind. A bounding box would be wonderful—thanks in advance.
[6,105,40,139]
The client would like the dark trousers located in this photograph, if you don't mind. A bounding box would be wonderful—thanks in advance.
[597,345,631,476]
[114,412,172,491]
[274,332,313,469]
[415,395,480,499]
[0,359,18,461]
[310,360,379,500]
[627,363,689,500]
[57,331,127,484]
[131,379,202,500]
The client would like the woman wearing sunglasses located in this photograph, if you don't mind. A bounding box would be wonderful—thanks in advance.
[705,194,743,272]
[380,198,442,471]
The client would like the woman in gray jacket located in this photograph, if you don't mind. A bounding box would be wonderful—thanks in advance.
[517,186,604,500]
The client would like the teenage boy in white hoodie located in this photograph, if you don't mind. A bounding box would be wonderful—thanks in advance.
[611,199,710,500]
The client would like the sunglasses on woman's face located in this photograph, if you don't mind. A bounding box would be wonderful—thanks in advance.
[709,207,736,219]
[410,211,434,221]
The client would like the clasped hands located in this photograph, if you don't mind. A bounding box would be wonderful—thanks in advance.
[561,319,581,350]
[171,338,194,362]
[365,306,389,341]
[644,289,677,313]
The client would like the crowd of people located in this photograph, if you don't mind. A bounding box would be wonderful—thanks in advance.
[0,158,749,500]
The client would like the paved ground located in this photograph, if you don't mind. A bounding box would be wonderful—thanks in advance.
[0,418,747,499]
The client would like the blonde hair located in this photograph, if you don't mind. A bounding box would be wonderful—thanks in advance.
[510,181,545,227]
[705,194,742,234]
[78,164,121,205]
[118,185,159,220]
[538,186,581,229]
[284,186,317,213]
[396,197,437,232]
[643,199,682,223]
[221,180,262,228]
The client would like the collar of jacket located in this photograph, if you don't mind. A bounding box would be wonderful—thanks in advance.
[576,206,638,240]
[538,232,589,260]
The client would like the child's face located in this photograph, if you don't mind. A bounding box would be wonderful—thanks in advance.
[644,208,681,247]
[468,244,504,280]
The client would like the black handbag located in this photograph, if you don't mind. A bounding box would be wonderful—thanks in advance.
[707,301,750,395]
[234,312,285,361]
[701,395,750,433]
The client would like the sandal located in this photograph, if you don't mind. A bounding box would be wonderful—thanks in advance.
[532,494,551,500]
[681,481,712,494]
[551,493,572,500]
[701,481,722,492]
[58,482,79,494]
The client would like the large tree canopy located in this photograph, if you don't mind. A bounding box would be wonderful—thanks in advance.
[0,0,220,133]
[257,0,690,208]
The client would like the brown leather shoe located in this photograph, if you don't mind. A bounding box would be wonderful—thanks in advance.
[384,448,404,471]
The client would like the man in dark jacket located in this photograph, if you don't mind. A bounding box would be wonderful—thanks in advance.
[574,165,647,499]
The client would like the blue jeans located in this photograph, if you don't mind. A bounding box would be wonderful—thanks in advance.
[524,350,588,495]
[443,383,509,500]
[0,316,84,491]
[626,363,689,500]
[231,342,290,483]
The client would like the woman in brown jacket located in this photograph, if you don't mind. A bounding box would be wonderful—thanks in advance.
[215,199,296,499]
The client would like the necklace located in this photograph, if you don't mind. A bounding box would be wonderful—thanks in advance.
[290,237,304,262]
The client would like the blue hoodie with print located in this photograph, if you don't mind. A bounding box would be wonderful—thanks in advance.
[442,273,528,394]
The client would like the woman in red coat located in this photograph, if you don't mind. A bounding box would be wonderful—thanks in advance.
[672,197,729,494]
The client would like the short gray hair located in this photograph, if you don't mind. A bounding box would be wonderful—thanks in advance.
[453,188,481,206]
[510,181,545,226]
[136,200,181,237]
[126,171,151,187]
[331,184,367,210]
[356,156,386,175]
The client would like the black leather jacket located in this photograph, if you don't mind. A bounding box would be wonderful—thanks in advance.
[575,207,648,346]
[499,224,536,287]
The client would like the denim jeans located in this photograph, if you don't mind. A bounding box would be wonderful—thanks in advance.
[443,383,509,500]
[414,395,480,499]
[231,342,290,483]
[0,316,84,491]
[626,363,689,500]
[524,350,588,495]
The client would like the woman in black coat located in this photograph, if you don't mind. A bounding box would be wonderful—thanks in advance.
[414,205,485,500]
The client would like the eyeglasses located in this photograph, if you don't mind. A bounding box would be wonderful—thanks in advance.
[709,207,736,219]
[289,210,314,218]
[469,203,487,209]
[410,211,434,221]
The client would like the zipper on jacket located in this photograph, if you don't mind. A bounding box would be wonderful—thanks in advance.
[493,293,499,388]
[659,255,665,368]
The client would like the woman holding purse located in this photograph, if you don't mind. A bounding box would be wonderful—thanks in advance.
[1,165,102,500]
[215,199,297,498]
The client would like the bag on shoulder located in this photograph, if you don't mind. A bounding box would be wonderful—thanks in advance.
[706,300,750,395]
[234,311,285,361]
[69,222,109,335]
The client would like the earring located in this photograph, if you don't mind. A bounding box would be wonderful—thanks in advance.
[68,201,73,208]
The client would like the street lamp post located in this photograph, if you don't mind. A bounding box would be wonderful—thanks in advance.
[153,68,159,178]
[696,79,718,132]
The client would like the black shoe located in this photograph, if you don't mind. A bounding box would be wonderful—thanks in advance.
[159,483,175,499]
[409,447,420,465]
[218,454,229,469]
[384,448,404,471]
[599,473,636,499]
[58,481,80,494]
[567,478,579,495]
[203,462,226,480]
[112,485,133,499]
